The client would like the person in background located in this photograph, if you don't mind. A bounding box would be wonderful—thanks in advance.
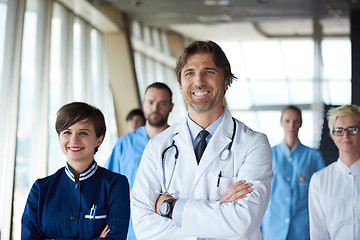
[126,108,145,132]
[309,104,360,240]
[261,105,325,240]
[131,40,272,239]
[21,102,130,240]
[105,82,174,240]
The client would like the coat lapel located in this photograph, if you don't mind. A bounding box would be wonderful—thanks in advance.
[172,116,198,177]
[193,108,234,187]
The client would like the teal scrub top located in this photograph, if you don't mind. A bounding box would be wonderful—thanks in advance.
[261,141,325,240]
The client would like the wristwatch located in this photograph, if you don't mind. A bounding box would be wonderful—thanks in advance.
[159,198,176,218]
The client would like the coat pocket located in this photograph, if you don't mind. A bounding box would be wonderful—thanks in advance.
[208,173,237,201]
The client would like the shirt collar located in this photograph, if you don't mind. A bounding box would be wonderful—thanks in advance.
[279,140,302,155]
[337,158,360,175]
[65,161,98,182]
[186,108,225,144]
[138,125,150,140]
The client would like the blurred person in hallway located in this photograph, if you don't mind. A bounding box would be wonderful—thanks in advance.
[309,104,360,240]
[21,102,130,239]
[261,105,325,240]
[105,82,174,240]
[126,108,145,132]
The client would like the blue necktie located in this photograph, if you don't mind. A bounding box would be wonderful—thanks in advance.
[195,130,209,164]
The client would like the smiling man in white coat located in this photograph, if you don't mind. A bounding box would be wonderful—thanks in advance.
[131,40,273,240]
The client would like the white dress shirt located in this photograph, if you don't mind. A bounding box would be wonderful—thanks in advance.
[309,158,360,240]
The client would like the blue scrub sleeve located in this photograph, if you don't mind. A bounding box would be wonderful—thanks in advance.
[316,151,326,170]
[21,181,45,240]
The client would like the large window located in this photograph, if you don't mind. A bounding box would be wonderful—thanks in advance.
[12,2,45,238]
[0,1,6,84]
[220,38,351,148]
[0,0,8,235]
[322,39,351,104]
[131,21,187,124]
[48,2,118,173]
[0,1,118,239]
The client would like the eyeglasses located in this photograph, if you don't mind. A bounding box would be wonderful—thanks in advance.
[332,127,360,136]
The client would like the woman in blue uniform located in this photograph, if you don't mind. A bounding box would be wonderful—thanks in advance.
[21,102,130,240]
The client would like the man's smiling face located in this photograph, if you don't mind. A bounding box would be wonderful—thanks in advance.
[180,52,228,114]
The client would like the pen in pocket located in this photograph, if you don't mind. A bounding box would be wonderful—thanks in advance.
[217,171,222,187]
[90,204,97,220]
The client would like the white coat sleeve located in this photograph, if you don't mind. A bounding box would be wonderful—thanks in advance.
[309,173,330,240]
[131,139,183,239]
[180,133,272,239]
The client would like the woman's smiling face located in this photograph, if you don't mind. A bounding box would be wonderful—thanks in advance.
[58,119,103,164]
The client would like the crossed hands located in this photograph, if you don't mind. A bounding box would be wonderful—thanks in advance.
[45,225,110,240]
[220,180,252,202]
[155,180,253,215]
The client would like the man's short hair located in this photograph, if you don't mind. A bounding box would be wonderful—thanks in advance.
[175,40,236,86]
[145,82,173,102]
[126,109,145,122]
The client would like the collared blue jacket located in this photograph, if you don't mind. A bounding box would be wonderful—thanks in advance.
[261,141,325,240]
[21,161,130,240]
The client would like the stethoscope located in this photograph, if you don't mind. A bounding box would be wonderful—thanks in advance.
[160,117,236,194]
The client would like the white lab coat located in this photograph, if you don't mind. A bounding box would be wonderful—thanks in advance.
[131,107,273,240]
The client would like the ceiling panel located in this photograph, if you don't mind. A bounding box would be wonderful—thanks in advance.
[89,0,354,40]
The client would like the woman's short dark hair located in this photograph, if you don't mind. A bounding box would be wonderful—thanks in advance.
[175,40,236,86]
[55,102,106,154]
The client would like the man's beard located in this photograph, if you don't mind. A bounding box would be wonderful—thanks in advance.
[147,113,168,127]
[185,94,223,113]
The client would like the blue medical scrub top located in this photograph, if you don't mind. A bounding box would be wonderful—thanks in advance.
[105,126,149,188]
[21,161,130,240]
[261,141,325,240]
[104,126,149,240]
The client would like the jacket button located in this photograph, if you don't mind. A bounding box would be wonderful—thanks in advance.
[74,184,79,189]
[70,216,76,221]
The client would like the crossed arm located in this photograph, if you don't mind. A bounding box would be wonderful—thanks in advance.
[155,180,253,217]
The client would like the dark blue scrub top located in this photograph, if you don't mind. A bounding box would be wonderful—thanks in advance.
[21,161,130,240]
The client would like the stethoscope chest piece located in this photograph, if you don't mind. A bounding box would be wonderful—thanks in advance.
[220,149,230,160]
[220,117,237,161]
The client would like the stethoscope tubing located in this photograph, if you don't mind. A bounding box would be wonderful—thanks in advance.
[161,117,236,194]
[161,140,179,194]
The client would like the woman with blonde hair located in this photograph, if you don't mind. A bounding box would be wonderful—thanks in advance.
[309,104,360,239]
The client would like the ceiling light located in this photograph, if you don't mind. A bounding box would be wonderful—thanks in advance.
[197,15,232,23]
[131,0,142,7]
[203,0,230,6]
[328,9,343,16]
